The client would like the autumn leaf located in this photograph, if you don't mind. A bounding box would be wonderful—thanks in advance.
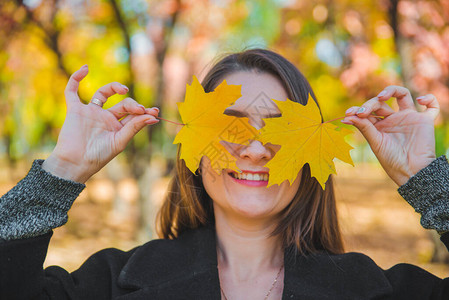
[258,96,354,189]
[173,76,257,175]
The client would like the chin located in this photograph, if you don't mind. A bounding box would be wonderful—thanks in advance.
[228,199,279,220]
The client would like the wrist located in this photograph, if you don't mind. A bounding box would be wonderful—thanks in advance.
[42,154,91,183]
[399,157,437,186]
[391,157,437,187]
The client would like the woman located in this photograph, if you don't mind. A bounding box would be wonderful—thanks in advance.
[1,49,448,299]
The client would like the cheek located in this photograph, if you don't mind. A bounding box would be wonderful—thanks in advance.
[278,172,302,206]
[200,158,225,197]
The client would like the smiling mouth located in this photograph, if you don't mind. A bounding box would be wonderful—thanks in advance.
[228,171,269,181]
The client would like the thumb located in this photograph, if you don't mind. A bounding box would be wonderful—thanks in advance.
[343,116,382,151]
[115,115,159,150]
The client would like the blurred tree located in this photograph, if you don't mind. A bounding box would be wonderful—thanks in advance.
[0,0,182,240]
[387,0,449,264]
[274,0,449,263]
[1,0,448,259]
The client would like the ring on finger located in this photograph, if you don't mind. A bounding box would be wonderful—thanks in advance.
[90,98,104,107]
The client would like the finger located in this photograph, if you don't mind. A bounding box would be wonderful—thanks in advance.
[342,116,382,151]
[121,112,158,126]
[355,98,378,117]
[115,115,159,151]
[367,115,380,125]
[342,115,380,126]
[356,97,395,118]
[373,102,395,117]
[345,106,359,116]
[377,85,415,111]
[64,65,89,107]
[119,114,133,126]
[145,107,160,117]
[118,108,159,126]
[119,114,146,126]
[90,82,129,107]
[108,98,146,118]
[416,94,440,120]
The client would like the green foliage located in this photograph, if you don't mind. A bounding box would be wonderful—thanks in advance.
[224,0,281,48]
[435,124,449,158]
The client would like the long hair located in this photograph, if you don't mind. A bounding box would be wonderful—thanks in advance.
[157,49,344,255]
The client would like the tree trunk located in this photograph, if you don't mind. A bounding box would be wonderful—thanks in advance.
[388,0,449,264]
[136,0,182,240]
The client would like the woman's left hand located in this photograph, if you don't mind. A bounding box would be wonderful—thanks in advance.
[342,85,439,186]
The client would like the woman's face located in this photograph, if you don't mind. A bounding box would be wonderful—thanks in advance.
[201,71,302,221]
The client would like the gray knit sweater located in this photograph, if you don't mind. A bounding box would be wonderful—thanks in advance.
[0,160,85,241]
[1,157,449,241]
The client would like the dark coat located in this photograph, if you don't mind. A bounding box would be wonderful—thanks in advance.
[1,226,449,300]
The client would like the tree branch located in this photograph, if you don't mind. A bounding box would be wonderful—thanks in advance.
[14,0,71,78]
[108,0,135,99]
[146,0,182,143]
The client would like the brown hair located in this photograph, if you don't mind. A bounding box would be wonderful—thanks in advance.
[157,49,344,255]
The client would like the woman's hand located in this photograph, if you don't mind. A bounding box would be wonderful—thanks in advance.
[342,85,439,186]
[42,65,159,183]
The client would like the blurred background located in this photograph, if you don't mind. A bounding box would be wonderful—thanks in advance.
[1,0,449,276]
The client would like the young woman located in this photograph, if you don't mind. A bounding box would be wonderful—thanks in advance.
[1,49,448,299]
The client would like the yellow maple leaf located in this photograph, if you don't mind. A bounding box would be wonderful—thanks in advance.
[174,76,257,175]
[258,96,354,189]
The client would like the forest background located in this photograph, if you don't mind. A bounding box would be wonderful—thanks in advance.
[1,0,449,276]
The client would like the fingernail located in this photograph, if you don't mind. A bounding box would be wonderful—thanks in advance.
[153,107,160,113]
[357,107,366,114]
[377,91,387,97]
[345,107,354,114]
[121,84,129,90]
[416,96,424,101]
[341,119,354,125]
[138,104,145,110]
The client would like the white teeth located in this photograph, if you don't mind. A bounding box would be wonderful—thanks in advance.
[231,172,268,181]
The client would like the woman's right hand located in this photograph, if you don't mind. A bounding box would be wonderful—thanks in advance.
[42,65,159,183]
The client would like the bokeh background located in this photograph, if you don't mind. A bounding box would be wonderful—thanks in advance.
[1,0,449,276]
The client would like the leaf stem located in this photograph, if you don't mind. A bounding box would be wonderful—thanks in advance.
[156,116,185,126]
[323,115,384,124]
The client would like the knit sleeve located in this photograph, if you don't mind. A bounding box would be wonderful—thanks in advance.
[0,159,85,241]
[398,155,449,234]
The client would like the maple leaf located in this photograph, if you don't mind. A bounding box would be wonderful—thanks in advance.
[258,96,354,189]
[173,76,257,175]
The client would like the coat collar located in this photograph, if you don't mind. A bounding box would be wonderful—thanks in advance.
[117,226,392,299]
[118,226,221,299]
[282,248,392,299]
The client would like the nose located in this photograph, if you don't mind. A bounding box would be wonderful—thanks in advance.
[239,140,273,162]
[248,117,264,131]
